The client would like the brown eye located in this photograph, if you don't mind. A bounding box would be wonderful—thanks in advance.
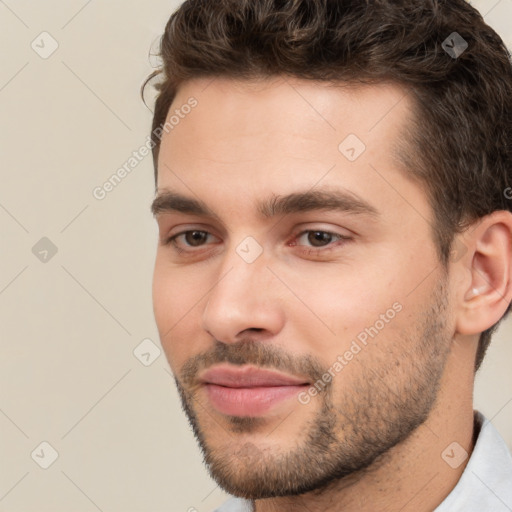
[164,230,220,250]
[307,231,335,247]
[184,231,209,246]
[291,230,353,256]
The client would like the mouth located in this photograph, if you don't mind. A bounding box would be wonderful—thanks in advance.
[198,364,311,417]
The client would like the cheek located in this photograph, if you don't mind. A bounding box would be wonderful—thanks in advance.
[152,258,212,369]
[152,256,201,325]
[152,263,188,360]
[283,266,393,333]
[282,260,411,363]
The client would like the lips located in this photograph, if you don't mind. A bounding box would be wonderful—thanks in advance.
[198,364,311,417]
[200,365,310,387]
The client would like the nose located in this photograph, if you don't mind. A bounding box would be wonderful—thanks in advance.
[201,246,285,344]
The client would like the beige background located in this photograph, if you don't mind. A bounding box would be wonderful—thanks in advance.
[0,1,511,511]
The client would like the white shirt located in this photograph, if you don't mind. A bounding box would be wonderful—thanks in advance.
[212,410,512,511]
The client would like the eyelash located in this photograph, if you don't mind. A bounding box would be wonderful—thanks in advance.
[162,229,352,256]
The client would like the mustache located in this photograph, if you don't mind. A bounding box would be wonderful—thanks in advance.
[179,338,327,389]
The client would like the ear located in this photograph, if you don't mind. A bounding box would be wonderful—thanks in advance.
[455,211,512,336]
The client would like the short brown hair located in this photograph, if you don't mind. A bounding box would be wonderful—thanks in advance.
[142,0,512,372]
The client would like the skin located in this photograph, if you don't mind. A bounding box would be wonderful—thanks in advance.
[151,76,512,512]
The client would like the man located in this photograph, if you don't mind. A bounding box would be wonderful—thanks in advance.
[144,0,512,510]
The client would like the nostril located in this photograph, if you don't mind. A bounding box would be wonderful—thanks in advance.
[245,328,264,334]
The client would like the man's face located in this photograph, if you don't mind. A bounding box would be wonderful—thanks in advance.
[152,77,455,498]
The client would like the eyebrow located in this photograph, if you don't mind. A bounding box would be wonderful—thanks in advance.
[151,188,380,220]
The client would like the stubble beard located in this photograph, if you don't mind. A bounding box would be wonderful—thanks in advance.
[173,278,452,500]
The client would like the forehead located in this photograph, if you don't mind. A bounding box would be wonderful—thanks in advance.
[159,76,412,167]
[156,76,429,226]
